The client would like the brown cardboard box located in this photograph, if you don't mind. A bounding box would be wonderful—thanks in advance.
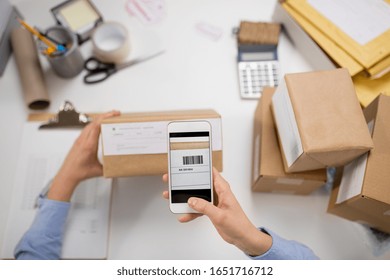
[272,68,373,172]
[252,88,327,195]
[101,109,223,177]
[327,95,390,234]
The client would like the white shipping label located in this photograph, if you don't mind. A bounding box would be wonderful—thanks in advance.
[336,153,368,204]
[101,118,222,156]
[272,80,303,167]
[170,148,211,190]
[336,120,375,204]
[102,121,166,156]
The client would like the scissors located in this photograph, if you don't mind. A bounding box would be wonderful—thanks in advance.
[83,50,165,84]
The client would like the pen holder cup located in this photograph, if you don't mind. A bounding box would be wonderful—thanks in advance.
[44,26,84,78]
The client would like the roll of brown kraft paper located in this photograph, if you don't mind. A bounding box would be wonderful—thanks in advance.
[11,27,50,110]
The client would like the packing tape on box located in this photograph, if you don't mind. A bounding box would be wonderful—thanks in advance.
[92,22,130,64]
[10,28,50,110]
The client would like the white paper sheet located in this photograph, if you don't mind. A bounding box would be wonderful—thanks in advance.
[336,120,374,204]
[272,80,303,167]
[1,123,112,259]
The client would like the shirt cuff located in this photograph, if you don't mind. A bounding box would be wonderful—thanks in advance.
[34,197,71,234]
[247,227,320,260]
[14,198,71,260]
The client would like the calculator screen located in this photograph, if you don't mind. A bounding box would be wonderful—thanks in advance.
[241,51,275,61]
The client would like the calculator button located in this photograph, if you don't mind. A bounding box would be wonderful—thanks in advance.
[238,60,279,99]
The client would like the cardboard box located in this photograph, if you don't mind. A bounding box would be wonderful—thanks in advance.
[252,87,327,195]
[272,68,374,173]
[327,95,390,234]
[101,109,223,177]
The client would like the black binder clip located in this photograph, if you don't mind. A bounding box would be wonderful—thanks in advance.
[39,101,91,129]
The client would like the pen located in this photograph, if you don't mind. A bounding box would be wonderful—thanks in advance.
[17,18,66,55]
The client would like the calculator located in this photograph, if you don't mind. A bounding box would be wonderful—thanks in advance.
[237,45,280,99]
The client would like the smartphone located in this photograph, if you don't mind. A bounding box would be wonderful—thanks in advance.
[167,121,213,214]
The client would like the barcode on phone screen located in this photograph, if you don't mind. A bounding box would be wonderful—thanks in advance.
[183,155,203,165]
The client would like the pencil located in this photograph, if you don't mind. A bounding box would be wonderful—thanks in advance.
[17,18,57,54]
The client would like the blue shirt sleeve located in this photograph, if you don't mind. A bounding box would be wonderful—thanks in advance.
[249,228,319,260]
[14,198,70,260]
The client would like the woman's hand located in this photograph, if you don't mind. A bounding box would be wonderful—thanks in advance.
[47,110,120,202]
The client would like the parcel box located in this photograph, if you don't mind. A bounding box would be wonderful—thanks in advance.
[327,95,390,234]
[272,68,373,172]
[252,87,327,195]
[101,109,223,177]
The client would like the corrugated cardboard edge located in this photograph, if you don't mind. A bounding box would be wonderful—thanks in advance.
[102,109,223,177]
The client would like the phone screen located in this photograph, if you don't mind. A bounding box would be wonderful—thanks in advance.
[169,131,212,203]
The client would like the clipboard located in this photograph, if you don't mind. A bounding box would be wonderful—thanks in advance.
[1,101,112,260]
[27,100,92,127]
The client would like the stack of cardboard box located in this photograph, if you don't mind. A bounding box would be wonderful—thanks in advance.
[252,68,372,193]
[252,87,327,195]
[252,68,390,233]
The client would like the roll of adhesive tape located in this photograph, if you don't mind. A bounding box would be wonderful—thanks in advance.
[92,22,130,64]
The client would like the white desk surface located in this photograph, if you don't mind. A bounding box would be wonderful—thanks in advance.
[1,0,389,260]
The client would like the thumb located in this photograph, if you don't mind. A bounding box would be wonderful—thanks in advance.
[188,197,219,219]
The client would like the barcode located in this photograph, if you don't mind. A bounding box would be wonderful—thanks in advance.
[183,155,203,165]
